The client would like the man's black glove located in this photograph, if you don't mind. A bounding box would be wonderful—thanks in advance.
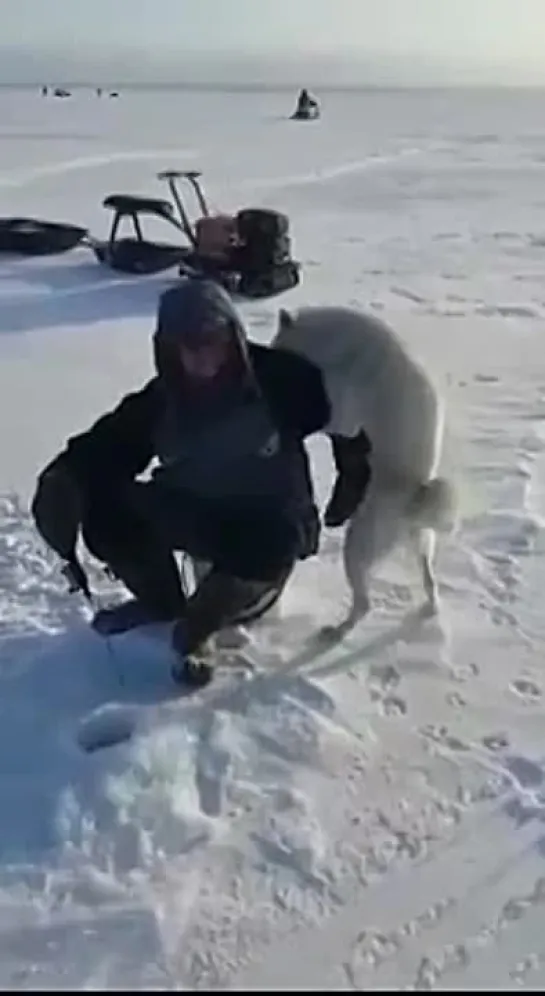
[61,556,93,602]
[31,457,82,562]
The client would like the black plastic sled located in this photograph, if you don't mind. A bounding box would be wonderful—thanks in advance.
[0,218,88,256]
[90,169,301,299]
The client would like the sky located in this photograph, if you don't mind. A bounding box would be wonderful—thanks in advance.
[0,0,544,86]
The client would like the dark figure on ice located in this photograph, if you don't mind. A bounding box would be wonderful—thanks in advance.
[31,278,371,685]
[292,88,320,120]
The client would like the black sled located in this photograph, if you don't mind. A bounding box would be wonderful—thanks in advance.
[0,217,88,256]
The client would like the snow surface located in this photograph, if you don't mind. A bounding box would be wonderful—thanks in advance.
[1,85,545,989]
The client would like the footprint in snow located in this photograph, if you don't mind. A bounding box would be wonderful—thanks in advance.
[446,690,466,708]
[482,732,510,752]
[449,661,480,683]
[510,678,541,701]
[378,695,407,717]
[420,724,471,752]
[368,663,401,691]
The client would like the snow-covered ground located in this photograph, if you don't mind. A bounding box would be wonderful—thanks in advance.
[1,84,545,989]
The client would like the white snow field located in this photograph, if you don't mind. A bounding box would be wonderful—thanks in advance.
[0,85,545,989]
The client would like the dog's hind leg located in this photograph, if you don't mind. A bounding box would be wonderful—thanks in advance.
[322,487,407,642]
[416,527,439,615]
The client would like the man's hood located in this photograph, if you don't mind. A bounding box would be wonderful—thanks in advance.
[153,277,252,384]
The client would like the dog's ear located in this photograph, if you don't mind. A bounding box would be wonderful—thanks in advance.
[279,308,293,330]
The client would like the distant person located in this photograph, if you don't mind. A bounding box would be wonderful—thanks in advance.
[293,88,319,119]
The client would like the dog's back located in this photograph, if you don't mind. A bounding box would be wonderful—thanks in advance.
[274,305,442,486]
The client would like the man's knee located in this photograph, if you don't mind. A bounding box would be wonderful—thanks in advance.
[251,509,317,577]
[212,510,301,583]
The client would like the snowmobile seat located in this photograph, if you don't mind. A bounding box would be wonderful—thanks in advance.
[102,194,175,220]
[90,192,191,275]
[0,217,88,256]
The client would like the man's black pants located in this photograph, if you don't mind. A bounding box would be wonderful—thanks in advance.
[81,479,317,619]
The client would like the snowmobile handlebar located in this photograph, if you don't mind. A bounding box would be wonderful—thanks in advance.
[156,169,210,243]
[157,169,202,180]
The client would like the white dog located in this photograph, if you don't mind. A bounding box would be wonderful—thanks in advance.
[273,305,457,635]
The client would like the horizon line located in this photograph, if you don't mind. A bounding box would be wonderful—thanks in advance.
[1,80,545,92]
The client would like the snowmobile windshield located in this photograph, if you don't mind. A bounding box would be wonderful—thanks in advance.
[153,278,253,387]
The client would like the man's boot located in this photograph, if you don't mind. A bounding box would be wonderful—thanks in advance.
[92,551,186,636]
[171,569,287,686]
[324,431,372,528]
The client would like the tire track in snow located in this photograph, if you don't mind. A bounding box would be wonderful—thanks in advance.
[235,141,452,196]
[0,148,199,190]
[0,138,449,199]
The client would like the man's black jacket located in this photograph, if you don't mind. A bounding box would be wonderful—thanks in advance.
[56,342,331,491]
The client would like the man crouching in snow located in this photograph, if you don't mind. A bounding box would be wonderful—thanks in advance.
[31,280,455,684]
[273,305,457,635]
[31,278,335,686]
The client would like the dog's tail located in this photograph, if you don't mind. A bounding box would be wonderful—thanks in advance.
[408,477,458,534]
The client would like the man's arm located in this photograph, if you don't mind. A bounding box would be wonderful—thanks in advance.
[31,379,160,562]
[60,379,159,487]
[249,343,331,439]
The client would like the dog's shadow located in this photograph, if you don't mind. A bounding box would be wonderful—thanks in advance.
[282,602,439,681]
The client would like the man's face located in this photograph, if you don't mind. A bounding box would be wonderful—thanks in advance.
[177,320,236,382]
[177,340,229,380]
